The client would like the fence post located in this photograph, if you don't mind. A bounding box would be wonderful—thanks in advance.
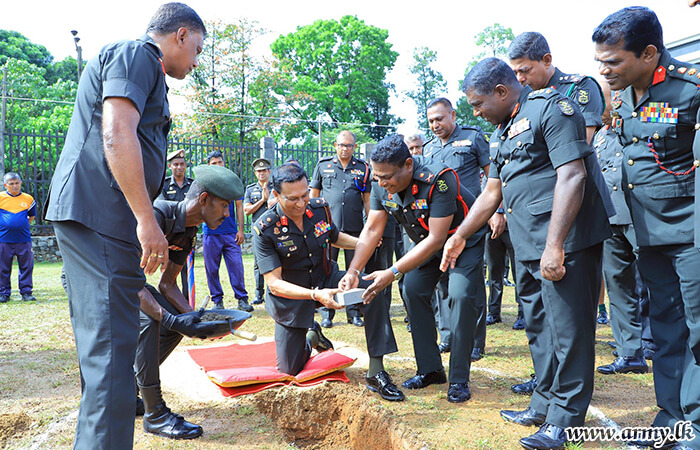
[359,143,374,162]
[260,136,275,164]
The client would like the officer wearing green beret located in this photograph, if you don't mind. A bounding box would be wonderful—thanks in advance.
[134,164,243,440]
[442,58,610,449]
[244,157,274,305]
[340,135,487,404]
[593,7,700,448]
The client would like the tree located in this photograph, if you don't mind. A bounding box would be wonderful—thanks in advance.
[175,19,283,144]
[404,47,447,130]
[0,30,53,69]
[271,15,399,142]
[456,24,515,135]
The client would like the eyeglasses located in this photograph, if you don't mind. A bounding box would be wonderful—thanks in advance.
[336,143,355,150]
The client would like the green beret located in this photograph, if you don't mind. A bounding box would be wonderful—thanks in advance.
[192,165,244,201]
[252,157,271,170]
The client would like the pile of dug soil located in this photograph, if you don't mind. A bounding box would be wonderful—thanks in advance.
[0,412,31,444]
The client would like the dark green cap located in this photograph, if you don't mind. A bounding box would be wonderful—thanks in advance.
[192,165,244,201]
[252,157,271,170]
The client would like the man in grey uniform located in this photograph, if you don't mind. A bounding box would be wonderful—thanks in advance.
[45,4,205,448]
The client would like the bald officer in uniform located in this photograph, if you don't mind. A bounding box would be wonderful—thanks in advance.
[45,4,205,448]
[310,130,369,328]
[254,163,402,401]
[244,157,274,305]
[135,165,243,440]
[340,135,487,404]
[594,7,700,448]
[423,98,490,357]
[442,58,610,449]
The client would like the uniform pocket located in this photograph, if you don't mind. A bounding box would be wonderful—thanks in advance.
[526,196,553,216]
[647,180,693,199]
[643,123,676,160]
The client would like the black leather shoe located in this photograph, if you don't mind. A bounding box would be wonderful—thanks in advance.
[500,407,546,427]
[597,356,648,374]
[486,314,502,325]
[320,318,333,328]
[627,436,677,449]
[212,302,224,310]
[447,383,471,403]
[438,341,451,353]
[402,369,447,389]
[643,347,656,360]
[471,347,484,361]
[406,323,411,333]
[607,340,617,349]
[366,371,405,402]
[135,397,145,416]
[251,297,264,305]
[597,310,609,324]
[511,374,537,395]
[403,316,409,323]
[513,315,526,330]
[0,295,9,303]
[309,321,333,352]
[144,406,203,440]
[504,278,515,287]
[348,316,364,327]
[238,298,254,312]
[21,293,36,301]
[519,423,569,450]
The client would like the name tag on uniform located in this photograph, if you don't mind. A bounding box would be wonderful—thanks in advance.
[314,221,331,237]
[508,118,531,139]
[382,200,398,209]
[276,240,295,248]
[453,139,472,147]
[167,190,176,194]
[411,199,428,210]
[640,102,678,124]
[323,169,335,173]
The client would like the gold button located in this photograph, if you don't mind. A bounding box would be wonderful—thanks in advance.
[616,152,621,157]
[632,137,639,143]
[653,133,660,140]
[695,160,700,167]
[501,136,506,141]
[695,123,700,130]
[507,208,512,213]
[612,167,617,172]
[628,183,634,190]
[632,112,638,118]
[669,64,675,71]
[504,159,510,164]
[502,182,507,187]
[628,159,634,166]
[517,141,522,147]
[612,185,618,191]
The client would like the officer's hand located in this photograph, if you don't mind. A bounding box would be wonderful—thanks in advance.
[540,245,566,281]
[361,270,392,304]
[315,288,343,309]
[161,310,205,337]
[338,272,360,291]
[690,0,700,7]
[440,234,466,272]
[235,230,245,245]
[488,213,506,239]
[262,185,270,200]
[138,218,169,275]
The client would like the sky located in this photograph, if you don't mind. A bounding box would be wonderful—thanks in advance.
[2,0,699,135]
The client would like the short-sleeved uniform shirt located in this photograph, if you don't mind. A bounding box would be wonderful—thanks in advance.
[0,192,36,243]
[423,125,490,198]
[153,199,196,266]
[370,156,485,252]
[253,199,340,328]
[489,86,610,262]
[158,177,193,202]
[594,126,632,225]
[609,50,700,247]
[46,34,171,246]
[310,155,370,233]
[244,181,274,223]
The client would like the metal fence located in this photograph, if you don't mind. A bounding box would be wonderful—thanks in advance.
[2,130,341,234]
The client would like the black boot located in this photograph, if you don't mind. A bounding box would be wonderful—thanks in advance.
[140,384,203,440]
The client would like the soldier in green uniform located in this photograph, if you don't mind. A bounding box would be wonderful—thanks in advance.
[442,58,610,449]
[593,7,700,448]
[253,163,403,401]
[244,157,274,305]
[340,135,487,404]
[310,130,369,328]
[423,98,491,358]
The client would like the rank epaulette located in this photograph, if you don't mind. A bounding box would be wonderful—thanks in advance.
[256,209,280,233]
[528,88,558,99]
[309,197,329,209]
[667,62,700,84]
[318,155,334,162]
[559,74,584,84]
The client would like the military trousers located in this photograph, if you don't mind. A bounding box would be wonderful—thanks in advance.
[401,237,485,384]
[636,243,700,448]
[602,224,644,358]
[320,234,362,321]
[485,229,523,318]
[518,243,602,428]
[134,285,184,389]
[253,254,265,301]
[54,220,144,450]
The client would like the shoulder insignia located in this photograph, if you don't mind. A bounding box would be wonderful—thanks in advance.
[436,179,449,193]
[416,169,437,184]
[452,139,472,147]
[310,197,329,208]
[318,155,333,161]
[577,89,590,105]
[529,88,557,99]
[667,62,700,83]
[258,209,280,232]
[556,99,575,116]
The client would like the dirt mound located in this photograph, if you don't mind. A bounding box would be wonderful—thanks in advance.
[253,381,424,449]
[0,412,32,443]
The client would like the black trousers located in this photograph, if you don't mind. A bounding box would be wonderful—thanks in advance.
[485,229,523,317]
[55,220,144,450]
[320,232,361,321]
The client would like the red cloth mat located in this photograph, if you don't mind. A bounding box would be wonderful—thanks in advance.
[187,341,355,398]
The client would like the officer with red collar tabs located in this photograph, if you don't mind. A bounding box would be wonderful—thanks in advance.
[253,163,401,401]
[441,58,610,450]
[340,135,486,405]
[593,7,700,449]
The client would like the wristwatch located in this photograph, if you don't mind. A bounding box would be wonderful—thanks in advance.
[390,266,403,281]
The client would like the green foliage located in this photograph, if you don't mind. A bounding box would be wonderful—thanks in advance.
[404,47,447,131]
[270,15,399,142]
[45,57,79,85]
[0,30,53,69]
[175,18,284,144]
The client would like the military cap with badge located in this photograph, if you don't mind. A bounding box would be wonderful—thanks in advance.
[252,158,272,171]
